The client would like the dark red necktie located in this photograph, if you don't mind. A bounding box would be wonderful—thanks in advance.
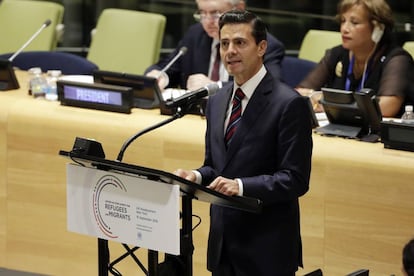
[225,88,245,146]
[211,43,220,81]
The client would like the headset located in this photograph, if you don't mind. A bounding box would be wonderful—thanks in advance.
[371,20,385,44]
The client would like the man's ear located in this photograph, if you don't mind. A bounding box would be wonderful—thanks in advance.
[258,40,267,57]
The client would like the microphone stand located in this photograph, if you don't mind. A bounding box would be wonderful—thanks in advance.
[156,46,187,79]
[9,19,52,62]
[117,108,185,162]
[0,19,51,91]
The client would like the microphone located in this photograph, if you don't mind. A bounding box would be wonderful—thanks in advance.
[0,19,52,91]
[117,80,216,161]
[165,82,220,108]
[8,19,52,62]
[157,46,187,77]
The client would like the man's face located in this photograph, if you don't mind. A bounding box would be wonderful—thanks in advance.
[220,23,267,85]
[196,0,237,39]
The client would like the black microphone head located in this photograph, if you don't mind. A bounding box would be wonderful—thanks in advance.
[179,46,188,56]
[44,19,52,27]
[206,82,220,96]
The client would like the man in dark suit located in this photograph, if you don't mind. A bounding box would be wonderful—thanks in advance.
[174,10,312,276]
[145,0,284,91]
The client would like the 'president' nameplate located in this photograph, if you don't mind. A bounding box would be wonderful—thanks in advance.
[57,80,133,113]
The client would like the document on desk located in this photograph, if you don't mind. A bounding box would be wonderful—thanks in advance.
[162,88,187,101]
[59,75,94,83]
[316,112,329,127]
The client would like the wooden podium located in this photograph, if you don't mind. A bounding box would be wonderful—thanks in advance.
[59,142,262,276]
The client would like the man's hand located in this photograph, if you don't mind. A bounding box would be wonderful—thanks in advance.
[146,69,160,79]
[296,88,324,113]
[208,176,239,196]
[146,69,169,90]
[186,73,215,91]
[173,169,196,182]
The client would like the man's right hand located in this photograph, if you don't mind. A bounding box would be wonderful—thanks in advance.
[146,69,169,90]
[173,169,196,182]
[186,73,215,91]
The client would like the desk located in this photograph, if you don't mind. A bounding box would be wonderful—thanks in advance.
[0,71,413,275]
[303,136,414,275]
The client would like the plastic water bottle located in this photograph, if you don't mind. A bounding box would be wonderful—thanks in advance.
[27,67,41,96]
[45,70,62,101]
[29,67,47,98]
[401,105,414,124]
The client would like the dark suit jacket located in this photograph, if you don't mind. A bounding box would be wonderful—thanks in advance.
[198,71,312,274]
[145,23,285,89]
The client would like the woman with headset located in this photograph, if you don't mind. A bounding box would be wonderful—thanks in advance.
[296,0,414,117]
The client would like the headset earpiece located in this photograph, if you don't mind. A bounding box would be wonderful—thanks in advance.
[371,20,384,44]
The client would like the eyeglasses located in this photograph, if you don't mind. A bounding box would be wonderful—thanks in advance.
[193,10,222,22]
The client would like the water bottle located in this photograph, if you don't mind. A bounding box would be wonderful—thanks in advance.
[45,70,62,101]
[29,67,47,98]
[401,105,414,124]
[27,67,41,96]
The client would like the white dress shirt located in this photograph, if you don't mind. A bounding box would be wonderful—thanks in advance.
[194,65,267,196]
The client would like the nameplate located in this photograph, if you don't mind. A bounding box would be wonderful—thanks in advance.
[66,164,180,255]
[57,80,133,113]
[381,120,414,152]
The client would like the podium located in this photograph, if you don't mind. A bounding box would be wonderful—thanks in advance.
[59,148,262,276]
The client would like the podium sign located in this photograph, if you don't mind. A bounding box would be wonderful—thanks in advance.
[66,164,180,255]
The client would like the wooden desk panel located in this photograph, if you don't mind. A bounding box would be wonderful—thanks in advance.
[0,70,31,267]
[2,71,414,275]
[299,136,414,275]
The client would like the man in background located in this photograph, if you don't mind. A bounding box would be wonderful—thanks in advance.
[145,0,285,91]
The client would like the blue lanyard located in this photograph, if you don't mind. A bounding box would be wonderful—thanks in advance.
[345,55,370,91]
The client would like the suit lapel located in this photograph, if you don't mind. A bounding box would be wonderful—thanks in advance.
[224,73,274,161]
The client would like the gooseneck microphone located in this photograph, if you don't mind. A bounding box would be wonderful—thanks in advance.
[117,83,219,161]
[9,19,52,62]
[0,19,52,91]
[157,46,188,77]
[116,47,210,161]
[165,82,220,108]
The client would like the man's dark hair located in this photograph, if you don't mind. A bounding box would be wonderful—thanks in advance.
[218,10,267,44]
[403,239,414,276]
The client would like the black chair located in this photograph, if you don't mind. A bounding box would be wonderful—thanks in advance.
[280,56,317,88]
[0,51,98,75]
[303,269,323,276]
[346,269,369,276]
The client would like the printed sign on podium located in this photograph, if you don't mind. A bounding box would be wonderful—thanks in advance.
[66,164,180,255]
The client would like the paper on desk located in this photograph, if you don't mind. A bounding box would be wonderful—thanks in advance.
[59,75,94,83]
[162,88,187,101]
[316,112,329,127]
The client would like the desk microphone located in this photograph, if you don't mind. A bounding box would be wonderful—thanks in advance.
[157,46,188,77]
[165,82,219,108]
[0,19,51,91]
[9,19,52,62]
